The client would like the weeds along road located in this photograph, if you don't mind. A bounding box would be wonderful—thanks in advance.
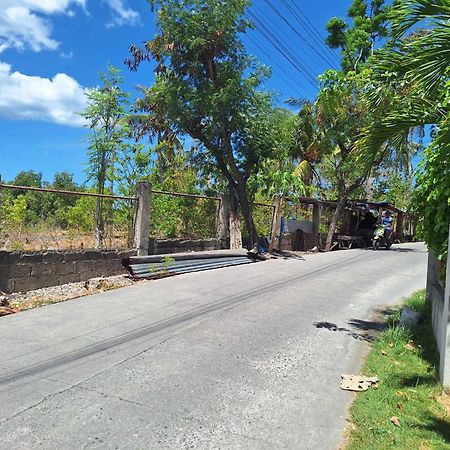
[0,243,427,449]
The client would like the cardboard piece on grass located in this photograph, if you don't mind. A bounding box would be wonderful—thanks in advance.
[340,374,379,392]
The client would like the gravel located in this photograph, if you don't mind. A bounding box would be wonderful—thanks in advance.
[0,275,144,314]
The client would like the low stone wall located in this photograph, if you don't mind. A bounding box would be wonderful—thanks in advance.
[0,250,135,293]
[149,238,221,255]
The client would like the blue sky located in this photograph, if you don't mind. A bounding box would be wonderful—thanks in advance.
[0,0,348,185]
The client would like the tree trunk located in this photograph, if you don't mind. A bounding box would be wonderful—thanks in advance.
[325,197,347,252]
[233,179,258,248]
[228,187,242,249]
[95,196,104,249]
[107,177,114,248]
[95,151,107,249]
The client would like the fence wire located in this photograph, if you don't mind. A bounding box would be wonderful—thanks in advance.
[0,184,137,251]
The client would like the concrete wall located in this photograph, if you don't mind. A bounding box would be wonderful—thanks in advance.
[0,250,134,293]
[149,238,221,255]
[427,246,450,389]
[0,239,221,294]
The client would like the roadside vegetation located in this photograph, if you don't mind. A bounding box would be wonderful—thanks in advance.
[346,291,450,449]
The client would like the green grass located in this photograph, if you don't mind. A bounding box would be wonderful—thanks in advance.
[346,290,450,450]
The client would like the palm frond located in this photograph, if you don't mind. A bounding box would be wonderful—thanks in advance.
[392,0,450,38]
[293,160,311,181]
[354,98,441,167]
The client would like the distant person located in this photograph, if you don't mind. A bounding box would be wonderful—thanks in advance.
[381,210,393,239]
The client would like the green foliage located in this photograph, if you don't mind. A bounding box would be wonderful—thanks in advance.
[0,194,28,250]
[248,108,306,198]
[311,69,374,199]
[12,170,42,187]
[115,144,152,197]
[2,195,28,228]
[326,0,390,72]
[66,196,96,232]
[414,132,450,259]
[148,153,218,239]
[373,171,413,210]
[4,171,84,228]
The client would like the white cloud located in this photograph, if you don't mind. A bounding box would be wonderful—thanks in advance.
[0,0,84,53]
[104,0,140,27]
[0,62,88,127]
[60,51,74,59]
[0,1,86,15]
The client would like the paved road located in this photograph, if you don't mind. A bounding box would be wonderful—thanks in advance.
[0,243,427,449]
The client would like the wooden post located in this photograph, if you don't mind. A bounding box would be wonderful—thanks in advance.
[268,195,283,253]
[396,211,404,242]
[312,203,321,247]
[134,181,151,256]
[229,190,242,250]
[216,194,229,249]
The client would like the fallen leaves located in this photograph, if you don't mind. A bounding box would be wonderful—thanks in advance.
[390,416,401,427]
[0,296,16,316]
[0,305,16,316]
[404,342,415,351]
[395,390,410,400]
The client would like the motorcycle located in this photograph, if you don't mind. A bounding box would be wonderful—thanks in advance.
[372,225,393,250]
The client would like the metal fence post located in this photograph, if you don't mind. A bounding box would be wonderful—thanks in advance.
[134,182,151,256]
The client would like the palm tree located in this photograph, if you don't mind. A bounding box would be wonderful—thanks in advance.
[290,101,323,189]
[355,0,449,161]
[355,0,450,256]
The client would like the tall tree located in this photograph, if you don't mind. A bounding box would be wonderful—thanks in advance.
[81,66,130,248]
[326,0,391,72]
[127,0,277,245]
[305,70,378,251]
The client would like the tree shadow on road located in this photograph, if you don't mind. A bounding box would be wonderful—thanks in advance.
[313,320,383,343]
[313,307,395,342]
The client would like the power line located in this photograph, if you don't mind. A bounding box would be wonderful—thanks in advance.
[263,0,338,69]
[245,34,307,98]
[284,0,341,63]
[247,9,318,90]
[253,5,325,74]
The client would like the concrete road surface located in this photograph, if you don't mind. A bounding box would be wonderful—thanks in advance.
[0,243,427,449]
